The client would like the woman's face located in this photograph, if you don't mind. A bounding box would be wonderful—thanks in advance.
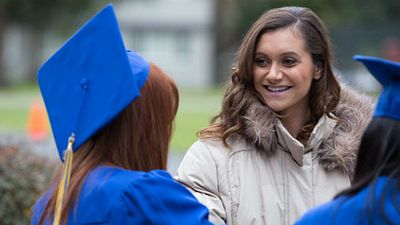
[253,26,321,116]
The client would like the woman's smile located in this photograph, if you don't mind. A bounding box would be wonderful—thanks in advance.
[265,85,292,92]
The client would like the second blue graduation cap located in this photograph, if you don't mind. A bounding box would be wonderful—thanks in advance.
[38,4,149,160]
[354,55,400,121]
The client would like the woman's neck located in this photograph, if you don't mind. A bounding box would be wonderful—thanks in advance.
[279,107,311,138]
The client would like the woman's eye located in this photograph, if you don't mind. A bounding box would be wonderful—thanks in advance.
[282,58,297,66]
[255,57,269,67]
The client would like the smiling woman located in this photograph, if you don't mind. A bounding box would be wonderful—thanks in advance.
[176,6,375,225]
[253,26,322,137]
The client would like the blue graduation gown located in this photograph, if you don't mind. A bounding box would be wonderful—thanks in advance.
[31,166,213,225]
[294,177,400,225]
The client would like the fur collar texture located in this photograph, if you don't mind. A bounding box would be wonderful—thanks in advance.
[241,85,374,176]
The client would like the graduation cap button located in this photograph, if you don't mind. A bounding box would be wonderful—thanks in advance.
[80,78,89,89]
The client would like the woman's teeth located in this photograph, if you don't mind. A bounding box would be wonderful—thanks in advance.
[266,86,291,92]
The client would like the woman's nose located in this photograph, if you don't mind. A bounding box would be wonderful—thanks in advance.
[266,63,283,83]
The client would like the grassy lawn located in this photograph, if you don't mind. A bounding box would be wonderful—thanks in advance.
[0,85,41,132]
[0,84,223,153]
[171,88,222,152]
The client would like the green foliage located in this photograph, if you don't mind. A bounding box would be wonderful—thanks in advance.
[231,0,400,70]
[0,145,57,225]
[234,0,400,37]
[2,0,95,28]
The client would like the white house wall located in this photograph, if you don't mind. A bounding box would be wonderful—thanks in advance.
[115,0,215,88]
[3,24,29,83]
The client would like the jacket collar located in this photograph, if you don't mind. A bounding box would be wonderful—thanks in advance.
[241,85,374,176]
[275,114,336,166]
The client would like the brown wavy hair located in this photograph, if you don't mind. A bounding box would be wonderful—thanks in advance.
[199,6,341,146]
[39,63,179,225]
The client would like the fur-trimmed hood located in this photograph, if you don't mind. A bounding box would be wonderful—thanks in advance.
[242,85,374,176]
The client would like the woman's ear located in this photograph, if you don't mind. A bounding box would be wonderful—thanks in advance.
[313,65,322,80]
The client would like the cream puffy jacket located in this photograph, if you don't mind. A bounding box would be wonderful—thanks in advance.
[176,86,374,225]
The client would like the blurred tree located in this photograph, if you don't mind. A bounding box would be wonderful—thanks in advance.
[232,0,363,39]
[219,0,400,75]
[232,0,400,39]
[0,0,102,86]
[215,0,237,83]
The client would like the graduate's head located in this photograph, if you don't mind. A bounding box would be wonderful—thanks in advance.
[355,117,400,182]
[39,5,179,170]
[334,56,400,224]
[352,55,400,182]
[76,62,178,171]
[37,5,178,225]
[337,56,400,202]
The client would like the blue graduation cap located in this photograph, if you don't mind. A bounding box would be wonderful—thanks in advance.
[353,55,400,120]
[38,5,150,224]
[38,4,149,161]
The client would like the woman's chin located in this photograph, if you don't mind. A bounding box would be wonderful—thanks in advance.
[265,102,287,113]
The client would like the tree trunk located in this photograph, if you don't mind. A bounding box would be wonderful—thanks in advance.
[0,4,8,86]
[27,27,44,83]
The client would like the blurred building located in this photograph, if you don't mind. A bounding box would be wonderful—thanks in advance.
[115,0,216,88]
[3,0,217,88]
[3,24,30,84]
